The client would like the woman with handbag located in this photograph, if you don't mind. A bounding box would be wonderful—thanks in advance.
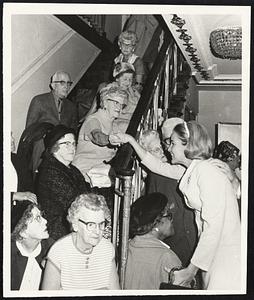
[111,121,241,290]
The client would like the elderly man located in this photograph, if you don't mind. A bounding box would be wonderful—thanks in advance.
[26,71,77,129]
[25,71,78,173]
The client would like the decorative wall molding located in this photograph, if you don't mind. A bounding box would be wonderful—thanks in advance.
[162,14,242,85]
[12,30,74,93]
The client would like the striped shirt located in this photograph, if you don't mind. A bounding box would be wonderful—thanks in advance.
[47,233,114,290]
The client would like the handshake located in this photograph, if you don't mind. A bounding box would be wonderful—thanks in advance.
[109,132,133,146]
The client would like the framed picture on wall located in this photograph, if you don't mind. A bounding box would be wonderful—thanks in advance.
[215,122,242,150]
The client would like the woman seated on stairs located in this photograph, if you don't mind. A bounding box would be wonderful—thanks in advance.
[72,84,128,221]
[114,30,146,93]
[84,62,140,134]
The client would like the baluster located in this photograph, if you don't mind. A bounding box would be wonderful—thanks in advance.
[118,171,134,289]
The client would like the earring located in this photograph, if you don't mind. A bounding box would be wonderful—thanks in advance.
[153,227,159,232]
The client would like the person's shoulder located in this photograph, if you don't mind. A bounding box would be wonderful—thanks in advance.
[49,234,72,251]
[64,97,76,109]
[160,248,182,267]
[99,238,114,252]
[196,159,221,174]
[32,92,52,102]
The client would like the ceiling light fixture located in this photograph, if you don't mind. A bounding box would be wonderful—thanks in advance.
[210,26,242,60]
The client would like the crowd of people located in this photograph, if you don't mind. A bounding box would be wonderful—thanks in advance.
[10,29,242,292]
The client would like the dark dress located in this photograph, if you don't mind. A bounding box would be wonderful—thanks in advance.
[11,238,54,290]
[146,172,198,266]
[36,153,90,240]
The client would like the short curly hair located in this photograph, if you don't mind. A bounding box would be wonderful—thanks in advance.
[118,30,138,45]
[213,141,240,162]
[99,84,128,108]
[11,203,38,242]
[67,193,110,228]
[139,130,161,151]
[173,121,213,160]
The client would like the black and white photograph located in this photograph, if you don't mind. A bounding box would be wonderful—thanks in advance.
[3,2,251,297]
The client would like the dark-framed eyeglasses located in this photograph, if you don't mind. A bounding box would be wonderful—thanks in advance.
[120,41,135,49]
[78,219,107,232]
[58,141,76,148]
[161,212,173,221]
[52,80,73,87]
[107,99,126,110]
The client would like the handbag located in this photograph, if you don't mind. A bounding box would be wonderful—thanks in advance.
[159,267,195,290]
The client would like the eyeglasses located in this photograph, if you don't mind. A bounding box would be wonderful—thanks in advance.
[58,141,76,148]
[161,212,173,221]
[149,146,163,154]
[120,42,135,49]
[107,99,126,110]
[163,138,171,146]
[53,80,73,87]
[78,219,107,232]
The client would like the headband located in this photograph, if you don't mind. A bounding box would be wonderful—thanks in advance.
[184,121,190,138]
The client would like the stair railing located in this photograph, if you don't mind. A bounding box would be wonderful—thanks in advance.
[111,28,178,288]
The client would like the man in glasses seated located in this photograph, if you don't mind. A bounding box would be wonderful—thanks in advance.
[41,193,120,290]
[25,70,78,174]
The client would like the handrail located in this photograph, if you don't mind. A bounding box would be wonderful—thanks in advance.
[111,31,174,172]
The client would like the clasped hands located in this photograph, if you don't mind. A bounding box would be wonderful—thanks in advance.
[109,132,132,146]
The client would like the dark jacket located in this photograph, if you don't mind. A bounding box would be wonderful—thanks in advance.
[147,172,197,266]
[26,91,77,130]
[36,153,90,240]
[25,91,78,173]
[11,238,54,290]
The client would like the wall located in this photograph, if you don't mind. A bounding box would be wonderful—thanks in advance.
[186,77,199,116]
[11,15,100,144]
[104,15,123,43]
[197,85,241,147]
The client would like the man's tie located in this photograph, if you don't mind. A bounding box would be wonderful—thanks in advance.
[57,99,62,116]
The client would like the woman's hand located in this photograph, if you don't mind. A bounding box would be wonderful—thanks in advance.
[210,159,234,181]
[109,133,133,145]
[13,192,37,204]
[210,159,241,196]
[172,268,195,287]
[165,263,198,287]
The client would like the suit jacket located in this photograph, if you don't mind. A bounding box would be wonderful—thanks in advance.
[26,91,77,130]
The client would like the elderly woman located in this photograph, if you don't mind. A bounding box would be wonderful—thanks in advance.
[35,125,90,241]
[72,84,128,215]
[124,192,182,289]
[41,193,120,290]
[140,129,197,267]
[11,201,54,290]
[111,121,241,290]
[114,30,146,92]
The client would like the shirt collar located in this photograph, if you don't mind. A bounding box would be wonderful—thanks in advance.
[16,241,41,258]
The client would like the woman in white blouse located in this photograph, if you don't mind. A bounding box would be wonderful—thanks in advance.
[110,120,241,290]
